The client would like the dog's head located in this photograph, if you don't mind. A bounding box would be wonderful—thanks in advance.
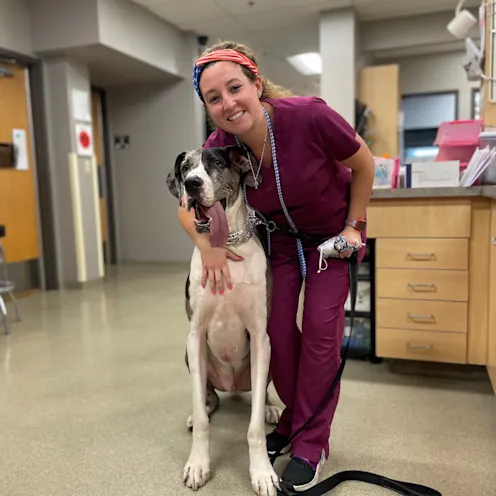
[166,146,259,211]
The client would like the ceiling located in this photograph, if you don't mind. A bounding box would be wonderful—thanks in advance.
[65,45,179,88]
[130,0,480,41]
[128,0,481,94]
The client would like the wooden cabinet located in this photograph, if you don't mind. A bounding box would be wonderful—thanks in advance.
[370,198,474,366]
[487,200,496,392]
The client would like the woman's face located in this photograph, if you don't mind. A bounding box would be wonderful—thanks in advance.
[199,61,263,136]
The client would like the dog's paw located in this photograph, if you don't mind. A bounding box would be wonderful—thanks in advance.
[264,405,282,425]
[249,460,280,496]
[183,455,211,491]
[186,414,194,431]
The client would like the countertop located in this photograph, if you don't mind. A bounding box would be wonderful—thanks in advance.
[371,185,496,199]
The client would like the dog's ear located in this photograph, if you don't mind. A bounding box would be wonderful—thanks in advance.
[226,146,261,188]
[167,151,186,200]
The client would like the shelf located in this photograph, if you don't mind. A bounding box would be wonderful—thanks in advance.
[345,310,371,319]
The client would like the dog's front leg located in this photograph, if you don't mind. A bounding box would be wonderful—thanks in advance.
[245,308,280,496]
[183,315,210,491]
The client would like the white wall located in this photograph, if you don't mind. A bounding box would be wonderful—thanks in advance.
[320,9,356,125]
[107,77,204,263]
[0,0,33,56]
[384,51,479,120]
[361,10,480,58]
[97,0,189,78]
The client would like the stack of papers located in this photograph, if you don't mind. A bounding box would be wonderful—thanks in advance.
[460,146,496,186]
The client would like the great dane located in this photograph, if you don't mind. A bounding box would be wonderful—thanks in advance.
[166,145,281,496]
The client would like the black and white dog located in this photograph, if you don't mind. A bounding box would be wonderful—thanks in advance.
[166,146,281,496]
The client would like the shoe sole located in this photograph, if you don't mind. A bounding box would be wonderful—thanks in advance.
[288,450,326,493]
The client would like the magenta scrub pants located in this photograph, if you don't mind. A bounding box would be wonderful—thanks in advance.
[268,248,350,465]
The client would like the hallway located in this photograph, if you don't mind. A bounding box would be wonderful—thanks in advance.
[1,264,495,496]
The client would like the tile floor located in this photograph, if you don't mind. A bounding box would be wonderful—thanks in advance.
[0,263,495,496]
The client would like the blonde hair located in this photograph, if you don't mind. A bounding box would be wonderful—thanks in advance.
[199,40,293,100]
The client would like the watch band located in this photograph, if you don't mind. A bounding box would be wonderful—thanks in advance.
[346,219,366,231]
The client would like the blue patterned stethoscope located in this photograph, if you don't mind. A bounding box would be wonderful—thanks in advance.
[234,106,308,280]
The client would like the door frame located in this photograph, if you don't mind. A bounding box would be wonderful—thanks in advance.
[91,86,118,265]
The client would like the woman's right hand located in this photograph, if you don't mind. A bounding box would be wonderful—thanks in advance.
[177,199,242,294]
[199,243,243,295]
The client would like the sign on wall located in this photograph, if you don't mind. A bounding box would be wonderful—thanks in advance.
[75,123,94,157]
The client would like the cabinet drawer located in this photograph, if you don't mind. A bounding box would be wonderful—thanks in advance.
[376,268,469,302]
[376,328,467,364]
[376,238,469,270]
[367,200,471,238]
[376,298,467,333]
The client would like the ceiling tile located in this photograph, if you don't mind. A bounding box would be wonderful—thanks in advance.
[179,16,250,39]
[148,0,228,24]
[353,0,480,20]
[215,0,351,16]
[233,4,332,31]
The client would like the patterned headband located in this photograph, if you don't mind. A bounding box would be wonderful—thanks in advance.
[192,48,259,102]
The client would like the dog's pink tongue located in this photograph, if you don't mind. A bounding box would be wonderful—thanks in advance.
[203,201,229,247]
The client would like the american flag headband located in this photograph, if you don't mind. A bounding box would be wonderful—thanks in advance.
[192,49,259,102]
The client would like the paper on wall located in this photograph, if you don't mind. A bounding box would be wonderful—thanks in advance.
[72,89,92,122]
[12,129,28,170]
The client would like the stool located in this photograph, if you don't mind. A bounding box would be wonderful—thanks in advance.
[0,227,21,335]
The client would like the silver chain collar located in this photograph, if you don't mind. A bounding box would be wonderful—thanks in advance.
[194,206,261,246]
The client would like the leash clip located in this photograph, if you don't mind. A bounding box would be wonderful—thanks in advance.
[266,220,277,233]
[277,482,297,496]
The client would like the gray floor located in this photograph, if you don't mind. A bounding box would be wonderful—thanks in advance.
[0,263,495,496]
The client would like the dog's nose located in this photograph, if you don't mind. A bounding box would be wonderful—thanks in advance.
[184,177,203,192]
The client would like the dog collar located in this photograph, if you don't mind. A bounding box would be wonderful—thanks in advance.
[195,206,260,246]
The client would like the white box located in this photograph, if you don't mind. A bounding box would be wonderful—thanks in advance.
[406,161,460,188]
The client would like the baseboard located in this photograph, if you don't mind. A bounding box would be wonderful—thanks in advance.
[488,366,496,395]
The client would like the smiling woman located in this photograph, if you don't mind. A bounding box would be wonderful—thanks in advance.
[177,39,375,492]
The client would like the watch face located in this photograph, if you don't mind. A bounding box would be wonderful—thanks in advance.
[357,220,366,231]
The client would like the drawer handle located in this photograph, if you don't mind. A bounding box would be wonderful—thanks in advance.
[407,313,435,322]
[407,252,435,260]
[407,343,434,351]
[407,283,436,292]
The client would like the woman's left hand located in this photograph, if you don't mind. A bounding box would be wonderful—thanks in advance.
[338,226,363,258]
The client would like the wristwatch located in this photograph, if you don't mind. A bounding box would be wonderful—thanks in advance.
[346,219,366,231]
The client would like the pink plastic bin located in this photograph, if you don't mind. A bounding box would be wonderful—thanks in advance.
[435,144,476,163]
[434,119,483,147]
[434,119,483,164]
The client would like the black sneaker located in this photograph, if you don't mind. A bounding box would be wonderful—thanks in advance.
[266,431,291,457]
[280,453,325,492]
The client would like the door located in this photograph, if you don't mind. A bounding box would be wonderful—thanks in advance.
[91,89,110,264]
[0,60,41,293]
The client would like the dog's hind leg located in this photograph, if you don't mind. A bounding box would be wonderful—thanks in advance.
[264,390,282,426]
[187,382,219,431]
[185,350,220,431]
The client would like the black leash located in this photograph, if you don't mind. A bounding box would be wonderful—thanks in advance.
[260,223,442,496]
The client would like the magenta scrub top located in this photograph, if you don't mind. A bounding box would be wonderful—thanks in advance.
[204,96,365,258]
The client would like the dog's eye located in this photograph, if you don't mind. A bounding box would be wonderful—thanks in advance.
[214,159,223,167]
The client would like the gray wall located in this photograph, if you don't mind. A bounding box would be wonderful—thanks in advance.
[384,51,479,120]
[42,57,103,285]
[0,0,33,56]
[97,0,186,77]
[107,74,205,263]
[30,0,100,53]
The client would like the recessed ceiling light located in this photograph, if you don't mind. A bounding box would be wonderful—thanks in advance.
[286,52,322,76]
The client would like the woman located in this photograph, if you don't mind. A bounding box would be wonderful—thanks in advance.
[178,41,375,490]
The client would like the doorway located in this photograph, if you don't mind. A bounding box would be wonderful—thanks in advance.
[91,88,117,266]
